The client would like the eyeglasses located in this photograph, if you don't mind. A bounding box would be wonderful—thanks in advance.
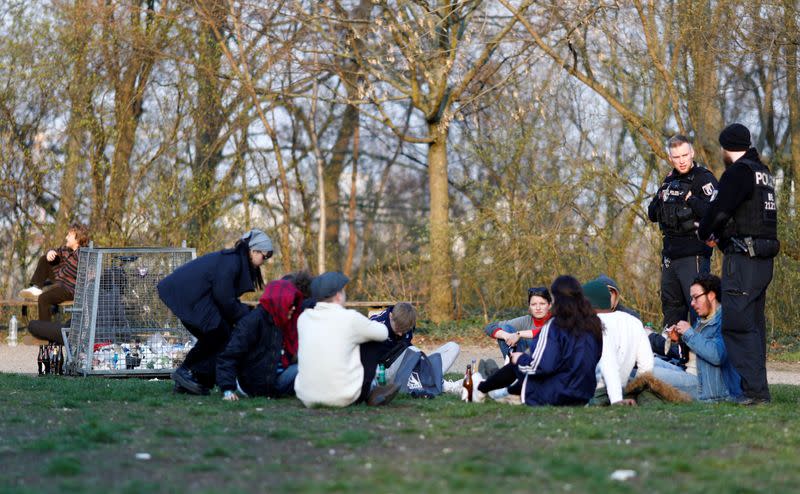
[689,292,707,302]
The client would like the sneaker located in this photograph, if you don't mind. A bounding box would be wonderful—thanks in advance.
[737,396,771,406]
[488,388,510,401]
[367,383,400,406]
[19,286,43,300]
[442,379,463,395]
[171,366,210,396]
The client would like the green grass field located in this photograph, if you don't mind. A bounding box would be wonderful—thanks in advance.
[2,373,800,493]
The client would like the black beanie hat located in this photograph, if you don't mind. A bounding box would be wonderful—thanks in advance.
[719,123,751,151]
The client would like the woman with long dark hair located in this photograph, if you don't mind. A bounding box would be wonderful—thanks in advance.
[158,229,272,395]
[476,275,603,406]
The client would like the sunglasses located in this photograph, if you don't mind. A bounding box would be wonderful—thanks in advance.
[528,286,549,298]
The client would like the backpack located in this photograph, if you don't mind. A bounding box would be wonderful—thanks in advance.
[393,350,443,396]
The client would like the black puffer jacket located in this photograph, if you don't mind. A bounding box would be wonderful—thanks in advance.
[216,305,283,397]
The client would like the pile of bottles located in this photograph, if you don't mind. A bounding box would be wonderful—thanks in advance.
[90,338,191,371]
[37,344,65,375]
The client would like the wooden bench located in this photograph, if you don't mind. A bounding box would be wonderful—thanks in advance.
[242,299,414,316]
[0,299,74,326]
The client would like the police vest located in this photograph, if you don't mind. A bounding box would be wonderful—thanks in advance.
[658,174,696,236]
[723,158,778,240]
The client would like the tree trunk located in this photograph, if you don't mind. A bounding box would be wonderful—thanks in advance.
[427,120,453,322]
[786,0,800,210]
[189,0,226,251]
[57,0,93,238]
[343,116,360,277]
[683,0,723,172]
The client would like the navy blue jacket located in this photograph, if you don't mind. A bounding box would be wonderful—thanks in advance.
[370,306,414,365]
[157,243,254,332]
[216,305,283,396]
[515,320,602,407]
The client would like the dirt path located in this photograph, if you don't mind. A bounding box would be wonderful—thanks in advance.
[3,341,800,385]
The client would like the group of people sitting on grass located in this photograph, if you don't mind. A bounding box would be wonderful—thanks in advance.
[156,229,460,407]
[152,229,743,408]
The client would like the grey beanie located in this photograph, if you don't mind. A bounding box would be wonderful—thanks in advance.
[241,229,273,253]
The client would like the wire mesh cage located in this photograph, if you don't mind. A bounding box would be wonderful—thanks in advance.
[64,247,196,376]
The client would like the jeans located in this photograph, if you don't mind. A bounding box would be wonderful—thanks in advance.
[652,358,699,399]
[494,324,534,358]
[385,342,461,382]
[275,364,298,396]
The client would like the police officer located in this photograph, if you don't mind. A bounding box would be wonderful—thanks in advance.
[648,135,718,331]
[698,123,779,405]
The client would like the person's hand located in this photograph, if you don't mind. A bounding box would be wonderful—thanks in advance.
[510,351,523,364]
[222,391,239,401]
[705,239,717,248]
[667,326,680,342]
[46,250,57,262]
[684,191,692,201]
[612,399,638,407]
[506,332,521,346]
[674,320,691,335]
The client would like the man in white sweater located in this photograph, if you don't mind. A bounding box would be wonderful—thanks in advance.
[295,272,400,408]
[583,280,654,405]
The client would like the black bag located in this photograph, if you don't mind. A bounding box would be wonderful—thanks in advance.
[393,350,443,396]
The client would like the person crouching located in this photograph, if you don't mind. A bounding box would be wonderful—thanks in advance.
[294,272,399,407]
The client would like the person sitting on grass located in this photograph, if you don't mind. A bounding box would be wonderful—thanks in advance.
[294,272,399,408]
[592,274,641,320]
[475,275,603,407]
[483,286,552,358]
[651,273,743,402]
[217,280,304,401]
[583,280,653,406]
[370,302,460,384]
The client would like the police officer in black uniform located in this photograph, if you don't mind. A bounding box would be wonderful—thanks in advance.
[698,123,779,405]
[648,135,718,332]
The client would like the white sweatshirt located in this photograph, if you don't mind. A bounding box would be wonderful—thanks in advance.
[596,311,655,403]
[295,302,389,407]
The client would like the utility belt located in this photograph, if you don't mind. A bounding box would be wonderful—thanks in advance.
[723,237,780,258]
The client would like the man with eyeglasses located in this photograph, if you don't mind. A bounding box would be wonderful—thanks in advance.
[652,273,742,401]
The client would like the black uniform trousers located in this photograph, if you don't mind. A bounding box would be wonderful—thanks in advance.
[660,255,710,328]
[721,253,773,401]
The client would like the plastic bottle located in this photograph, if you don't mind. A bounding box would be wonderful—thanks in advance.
[8,315,18,347]
[377,364,387,386]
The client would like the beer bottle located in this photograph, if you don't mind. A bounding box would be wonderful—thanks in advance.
[43,345,51,374]
[37,346,44,375]
[49,344,57,375]
[56,346,64,375]
[463,364,473,402]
